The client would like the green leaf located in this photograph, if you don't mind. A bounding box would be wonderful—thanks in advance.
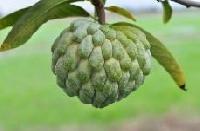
[47,3,89,19]
[105,6,136,21]
[0,2,89,31]
[111,22,136,27]
[0,7,30,30]
[145,32,186,90]
[162,0,173,24]
[0,0,88,52]
[111,22,186,90]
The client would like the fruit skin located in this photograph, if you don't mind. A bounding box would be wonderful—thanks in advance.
[51,19,151,108]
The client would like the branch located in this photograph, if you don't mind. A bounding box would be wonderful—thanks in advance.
[91,0,105,24]
[171,0,200,7]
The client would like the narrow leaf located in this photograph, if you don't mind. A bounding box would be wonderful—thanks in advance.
[162,0,173,24]
[112,22,186,90]
[145,32,186,90]
[0,1,89,31]
[47,4,89,19]
[0,0,88,52]
[105,6,136,21]
[0,7,30,30]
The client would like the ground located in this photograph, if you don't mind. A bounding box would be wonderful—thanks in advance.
[0,11,200,130]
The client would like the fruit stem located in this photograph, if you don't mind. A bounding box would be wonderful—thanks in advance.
[91,0,105,24]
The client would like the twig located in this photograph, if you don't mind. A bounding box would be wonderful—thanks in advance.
[91,0,105,24]
[171,0,200,8]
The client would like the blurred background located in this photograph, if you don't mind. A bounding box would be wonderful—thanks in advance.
[0,0,200,131]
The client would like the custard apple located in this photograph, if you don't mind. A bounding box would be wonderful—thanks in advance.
[51,19,151,108]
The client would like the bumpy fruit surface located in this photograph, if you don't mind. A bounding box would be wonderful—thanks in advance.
[51,19,151,108]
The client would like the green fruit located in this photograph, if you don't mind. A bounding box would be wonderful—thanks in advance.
[51,19,151,108]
